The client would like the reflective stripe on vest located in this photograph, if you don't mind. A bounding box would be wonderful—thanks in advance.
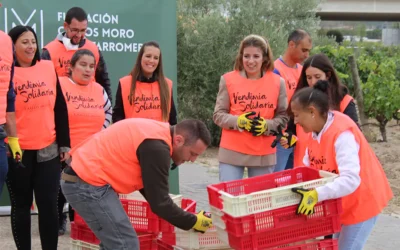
[274,59,302,102]
[219,70,280,155]
[308,111,393,225]
[70,118,172,194]
[13,60,57,149]
[119,75,172,122]
[59,77,105,149]
[0,31,13,124]
[44,38,100,79]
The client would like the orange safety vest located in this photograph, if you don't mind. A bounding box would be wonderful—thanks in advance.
[13,60,57,149]
[70,118,173,194]
[59,77,105,149]
[293,95,354,168]
[219,70,280,155]
[44,38,100,78]
[308,111,393,225]
[274,59,302,102]
[0,31,13,124]
[119,75,172,122]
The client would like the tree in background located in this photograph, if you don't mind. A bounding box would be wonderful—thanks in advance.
[177,0,324,145]
[313,44,400,142]
[327,30,344,44]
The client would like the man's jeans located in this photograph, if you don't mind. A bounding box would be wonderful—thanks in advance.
[61,178,139,250]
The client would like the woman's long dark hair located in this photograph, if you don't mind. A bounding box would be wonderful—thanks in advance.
[295,53,347,111]
[8,25,41,65]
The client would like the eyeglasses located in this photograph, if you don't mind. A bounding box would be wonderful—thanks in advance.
[68,26,87,35]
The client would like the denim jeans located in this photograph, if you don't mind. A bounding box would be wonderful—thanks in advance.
[0,125,7,196]
[274,144,294,172]
[61,177,139,250]
[219,163,275,182]
[335,215,378,250]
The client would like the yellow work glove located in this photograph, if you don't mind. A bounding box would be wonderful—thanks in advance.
[251,117,267,136]
[8,137,22,161]
[280,132,298,149]
[292,188,318,215]
[192,210,213,233]
[237,111,256,131]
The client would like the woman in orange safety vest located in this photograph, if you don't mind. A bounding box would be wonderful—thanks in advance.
[112,41,177,125]
[213,34,288,181]
[57,49,112,235]
[290,80,393,250]
[280,53,359,169]
[7,25,70,250]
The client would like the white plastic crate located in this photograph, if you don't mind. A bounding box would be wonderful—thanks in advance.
[71,240,99,250]
[210,206,225,230]
[174,226,231,250]
[220,170,338,217]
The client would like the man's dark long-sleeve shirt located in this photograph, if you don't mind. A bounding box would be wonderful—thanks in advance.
[112,80,177,125]
[137,139,196,230]
[41,37,112,102]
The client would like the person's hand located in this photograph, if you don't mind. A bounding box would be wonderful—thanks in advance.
[192,210,213,233]
[8,137,22,161]
[292,188,318,215]
[60,152,70,162]
[237,111,256,131]
[250,117,267,136]
[280,132,297,149]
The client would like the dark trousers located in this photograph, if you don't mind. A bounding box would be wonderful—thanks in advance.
[6,150,61,250]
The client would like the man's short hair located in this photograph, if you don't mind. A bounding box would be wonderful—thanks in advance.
[65,7,88,24]
[175,119,211,146]
[287,29,311,44]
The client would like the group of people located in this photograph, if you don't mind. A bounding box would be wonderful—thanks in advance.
[213,32,392,250]
[0,5,393,250]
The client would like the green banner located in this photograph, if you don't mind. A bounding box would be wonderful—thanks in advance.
[0,1,179,208]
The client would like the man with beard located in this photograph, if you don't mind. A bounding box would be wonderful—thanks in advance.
[42,7,112,101]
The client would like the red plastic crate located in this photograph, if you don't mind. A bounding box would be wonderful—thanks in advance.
[224,199,342,237]
[227,214,341,250]
[138,234,156,250]
[121,199,160,233]
[277,239,338,250]
[207,167,322,209]
[74,212,86,226]
[70,222,100,245]
[159,198,197,233]
[156,239,174,250]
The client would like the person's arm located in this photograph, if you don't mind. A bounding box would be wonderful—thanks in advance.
[112,82,125,123]
[343,100,359,125]
[303,148,310,167]
[168,91,177,125]
[213,76,240,130]
[5,53,17,136]
[316,130,361,202]
[137,139,197,230]
[54,75,71,150]
[102,89,112,129]
[95,50,112,103]
[41,48,51,60]
[264,77,289,135]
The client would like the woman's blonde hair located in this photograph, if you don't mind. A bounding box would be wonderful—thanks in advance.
[234,34,274,73]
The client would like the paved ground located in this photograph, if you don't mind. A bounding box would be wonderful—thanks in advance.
[0,163,399,249]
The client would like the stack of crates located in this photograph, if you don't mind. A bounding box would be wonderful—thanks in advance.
[70,192,192,249]
[207,167,342,250]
